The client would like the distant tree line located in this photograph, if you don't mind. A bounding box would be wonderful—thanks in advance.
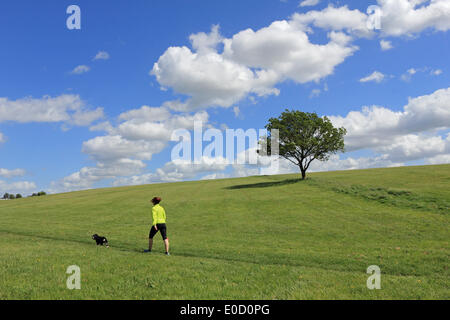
[2,191,46,200]
[2,193,22,200]
[31,191,47,197]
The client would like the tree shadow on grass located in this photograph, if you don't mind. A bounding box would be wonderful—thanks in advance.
[225,178,303,190]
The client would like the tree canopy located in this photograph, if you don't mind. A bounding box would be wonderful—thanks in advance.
[262,109,346,180]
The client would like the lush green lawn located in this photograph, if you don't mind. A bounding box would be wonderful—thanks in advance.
[0,164,448,299]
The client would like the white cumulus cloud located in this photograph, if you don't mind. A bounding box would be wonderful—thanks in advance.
[0,168,26,178]
[329,87,450,155]
[380,40,393,50]
[359,71,386,83]
[431,69,443,76]
[50,159,146,192]
[299,0,320,7]
[376,0,450,37]
[70,65,90,75]
[0,94,104,126]
[0,180,37,195]
[152,20,356,111]
[51,105,211,192]
[292,5,373,37]
[93,51,110,61]
[112,156,229,186]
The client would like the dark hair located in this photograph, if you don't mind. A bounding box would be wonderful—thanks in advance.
[152,197,161,204]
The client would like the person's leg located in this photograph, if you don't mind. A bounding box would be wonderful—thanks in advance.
[164,238,169,254]
[160,224,169,254]
[148,238,153,251]
[147,225,158,252]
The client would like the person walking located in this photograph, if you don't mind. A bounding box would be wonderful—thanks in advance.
[145,197,170,255]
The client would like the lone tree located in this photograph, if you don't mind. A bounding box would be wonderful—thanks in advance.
[261,109,346,180]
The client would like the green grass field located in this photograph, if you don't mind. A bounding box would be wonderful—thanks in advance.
[0,164,448,299]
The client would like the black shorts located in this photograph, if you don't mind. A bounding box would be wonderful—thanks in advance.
[149,223,167,240]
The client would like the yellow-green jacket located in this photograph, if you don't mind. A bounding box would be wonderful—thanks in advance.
[152,204,166,226]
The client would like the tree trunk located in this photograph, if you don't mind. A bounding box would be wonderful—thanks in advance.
[300,169,306,180]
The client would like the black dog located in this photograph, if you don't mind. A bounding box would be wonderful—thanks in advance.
[92,234,109,247]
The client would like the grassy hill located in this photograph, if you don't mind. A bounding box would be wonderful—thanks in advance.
[0,164,448,299]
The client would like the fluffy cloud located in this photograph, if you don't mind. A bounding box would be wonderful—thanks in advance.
[189,24,223,54]
[0,180,37,195]
[376,0,450,36]
[118,106,172,122]
[293,1,450,38]
[110,173,155,188]
[52,104,211,192]
[112,156,229,186]
[50,159,146,192]
[0,132,5,144]
[0,168,26,178]
[93,51,110,61]
[155,157,229,182]
[72,108,105,126]
[292,5,373,37]
[299,0,320,7]
[151,2,450,112]
[151,24,276,111]
[331,106,403,151]
[426,154,450,165]
[376,134,450,162]
[89,121,115,133]
[399,87,450,132]
[329,87,450,156]
[82,135,167,162]
[200,172,230,180]
[117,108,208,141]
[223,22,356,83]
[309,154,403,172]
[226,145,404,177]
[359,71,386,83]
[380,40,393,50]
[401,67,444,81]
[0,94,103,126]
[152,19,356,111]
[401,67,419,81]
[70,65,90,75]
[233,106,241,118]
[83,106,208,163]
[152,44,280,111]
[258,153,404,176]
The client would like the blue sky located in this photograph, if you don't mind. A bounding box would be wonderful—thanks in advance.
[1,0,449,194]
